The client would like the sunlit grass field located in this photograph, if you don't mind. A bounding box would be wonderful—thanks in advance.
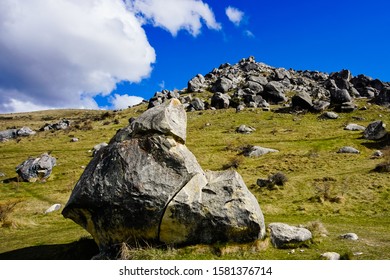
[0,96,389,259]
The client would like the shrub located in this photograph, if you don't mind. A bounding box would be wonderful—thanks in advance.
[269,172,288,186]
[0,200,21,227]
[222,156,244,170]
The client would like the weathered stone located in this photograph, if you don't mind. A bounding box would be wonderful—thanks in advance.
[337,146,360,154]
[16,153,56,182]
[291,92,313,110]
[212,77,233,93]
[132,98,187,143]
[45,204,61,214]
[363,121,387,140]
[17,127,36,137]
[0,127,36,141]
[160,170,266,245]
[211,92,230,109]
[268,223,312,249]
[188,74,206,92]
[331,89,352,105]
[236,125,255,134]
[373,86,390,106]
[312,100,330,112]
[247,81,264,94]
[263,81,287,103]
[320,111,339,119]
[242,146,279,157]
[344,124,366,131]
[190,98,205,111]
[339,233,358,240]
[320,252,340,260]
[40,119,70,131]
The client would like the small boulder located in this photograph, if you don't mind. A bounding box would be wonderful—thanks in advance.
[236,125,255,134]
[337,146,360,154]
[320,111,339,119]
[242,146,279,157]
[344,124,366,131]
[268,223,312,249]
[339,233,359,240]
[363,121,387,140]
[16,153,56,182]
[320,252,340,260]
[190,98,205,111]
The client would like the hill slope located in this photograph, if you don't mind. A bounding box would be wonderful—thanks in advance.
[0,60,390,260]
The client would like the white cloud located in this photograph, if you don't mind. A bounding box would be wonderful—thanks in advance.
[226,6,244,26]
[0,0,156,113]
[127,0,221,36]
[109,94,144,110]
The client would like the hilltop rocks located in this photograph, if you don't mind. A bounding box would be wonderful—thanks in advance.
[268,223,312,249]
[242,146,279,157]
[40,119,70,131]
[363,121,387,140]
[211,92,230,109]
[62,99,265,255]
[16,153,56,182]
[0,127,36,141]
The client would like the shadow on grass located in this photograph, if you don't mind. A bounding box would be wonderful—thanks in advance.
[0,237,99,260]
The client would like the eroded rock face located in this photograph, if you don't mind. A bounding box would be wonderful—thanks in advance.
[62,99,265,254]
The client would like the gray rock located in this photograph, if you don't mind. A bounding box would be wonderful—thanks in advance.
[190,98,205,111]
[331,89,352,105]
[268,223,312,249]
[263,81,287,104]
[132,98,187,143]
[40,119,70,131]
[344,124,366,131]
[339,233,359,240]
[17,127,36,137]
[248,75,268,86]
[372,150,383,158]
[320,111,339,119]
[247,81,264,94]
[242,146,279,157]
[337,146,360,154]
[188,74,206,92]
[236,104,245,113]
[363,120,387,140]
[16,153,56,182]
[373,86,390,106]
[211,92,230,109]
[236,125,255,134]
[291,92,313,110]
[70,138,79,142]
[160,170,266,245]
[320,252,340,260]
[212,77,233,93]
[92,142,108,156]
[312,100,330,112]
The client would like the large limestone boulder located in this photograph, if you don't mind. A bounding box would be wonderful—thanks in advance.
[62,99,265,255]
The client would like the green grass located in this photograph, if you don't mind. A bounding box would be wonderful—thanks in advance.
[0,99,389,259]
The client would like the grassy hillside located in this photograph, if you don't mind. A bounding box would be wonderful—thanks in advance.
[0,98,389,260]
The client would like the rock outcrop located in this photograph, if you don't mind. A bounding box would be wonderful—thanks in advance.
[0,126,36,141]
[62,99,265,256]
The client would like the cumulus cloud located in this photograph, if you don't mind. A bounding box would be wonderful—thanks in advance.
[225,6,244,26]
[0,0,156,113]
[127,0,221,36]
[109,94,144,110]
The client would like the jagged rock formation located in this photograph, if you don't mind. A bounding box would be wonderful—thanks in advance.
[147,56,390,113]
[62,99,265,256]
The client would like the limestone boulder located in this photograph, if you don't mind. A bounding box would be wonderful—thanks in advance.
[16,153,56,182]
[363,120,387,140]
[268,223,312,249]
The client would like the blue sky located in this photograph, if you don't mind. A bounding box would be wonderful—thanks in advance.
[0,0,389,113]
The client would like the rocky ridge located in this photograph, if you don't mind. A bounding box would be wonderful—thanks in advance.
[148,56,390,113]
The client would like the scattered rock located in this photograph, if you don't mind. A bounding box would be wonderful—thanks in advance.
[320,111,339,119]
[344,124,366,131]
[0,127,36,141]
[363,120,387,140]
[242,146,279,157]
[268,223,312,249]
[337,146,360,154]
[16,153,56,182]
[320,252,340,260]
[40,119,70,131]
[190,98,205,111]
[236,125,255,134]
[45,204,61,214]
[70,138,79,142]
[371,150,383,158]
[339,233,359,240]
